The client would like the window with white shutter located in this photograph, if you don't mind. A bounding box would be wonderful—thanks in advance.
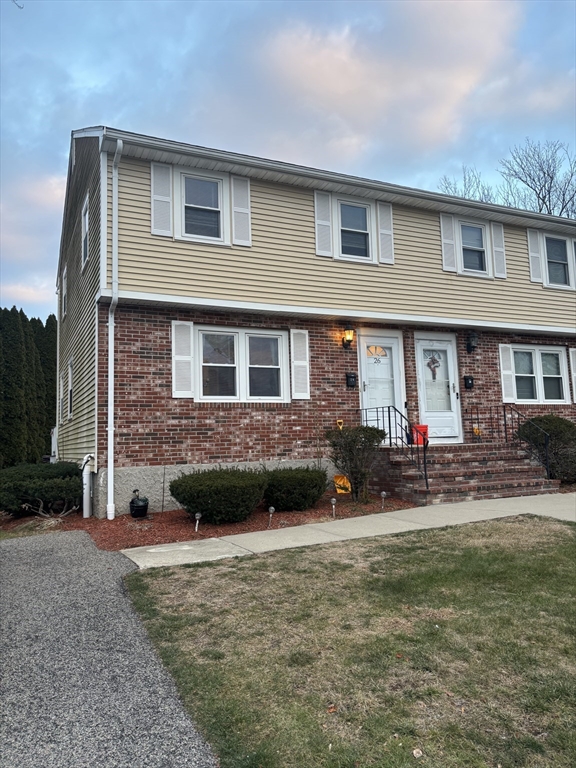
[172,322,194,398]
[290,329,310,399]
[151,163,173,236]
[232,176,251,246]
[314,191,332,257]
[377,202,394,264]
[442,215,506,279]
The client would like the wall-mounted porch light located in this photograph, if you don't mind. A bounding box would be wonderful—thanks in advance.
[466,331,479,354]
[342,323,355,349]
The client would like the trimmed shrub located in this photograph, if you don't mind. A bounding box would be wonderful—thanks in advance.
[517,415,576,483]
[326,426,386,502]
[0,462,82,517]
[263,467,327,511]
[170,468,267,525]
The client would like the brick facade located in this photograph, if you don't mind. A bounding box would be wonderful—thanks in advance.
[96,303,575,469]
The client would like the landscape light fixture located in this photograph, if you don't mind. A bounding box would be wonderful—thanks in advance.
[342,323,355,349]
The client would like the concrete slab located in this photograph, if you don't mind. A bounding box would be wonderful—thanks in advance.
[121,537,252,569]
[309,514,429,539]
[220,525,345,553]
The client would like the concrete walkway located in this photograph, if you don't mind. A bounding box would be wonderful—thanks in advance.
[122,492,576,569]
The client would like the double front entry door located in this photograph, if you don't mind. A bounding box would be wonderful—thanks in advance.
[358,331,462,442]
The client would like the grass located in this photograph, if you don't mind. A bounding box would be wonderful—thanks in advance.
[126,516,576,767]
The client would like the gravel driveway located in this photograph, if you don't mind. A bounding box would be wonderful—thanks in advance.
[0,531,218,768]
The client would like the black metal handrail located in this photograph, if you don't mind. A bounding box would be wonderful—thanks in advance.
[503,405,551,478]
[358,406,429,489]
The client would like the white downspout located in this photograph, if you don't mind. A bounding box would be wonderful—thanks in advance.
[81,454,94,518]
[107,139,123,520]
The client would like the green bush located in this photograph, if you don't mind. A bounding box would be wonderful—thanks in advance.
[325,425,386,502]
[170,468,267,525]
[263,467,327,511]
[517,415,576,483]
[0,462,82,517]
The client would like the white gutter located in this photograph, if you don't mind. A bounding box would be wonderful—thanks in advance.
[107,138,123,520]
[81,454,94,518]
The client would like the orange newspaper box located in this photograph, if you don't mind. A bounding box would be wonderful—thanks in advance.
[412,425,428,445]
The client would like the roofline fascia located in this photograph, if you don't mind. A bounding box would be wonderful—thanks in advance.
[97,126,576,229]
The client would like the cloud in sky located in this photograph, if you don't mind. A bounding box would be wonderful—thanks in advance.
[0,0,574,319]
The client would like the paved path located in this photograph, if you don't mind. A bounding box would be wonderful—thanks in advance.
[122,492,576,569]
[0,532,218,768]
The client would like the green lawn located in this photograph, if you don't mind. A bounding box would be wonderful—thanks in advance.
[127,516,576,768]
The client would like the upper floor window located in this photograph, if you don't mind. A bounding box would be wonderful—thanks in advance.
[81,195,89,266]
[499,344,570,404]
[151,163,251,247]
[441,215,506,279]
[314,191,394,265]
[528,229,575,290]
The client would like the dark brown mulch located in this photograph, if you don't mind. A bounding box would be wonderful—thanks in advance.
[0,492,417,551]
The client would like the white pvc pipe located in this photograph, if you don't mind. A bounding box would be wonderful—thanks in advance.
[106,139,123,521]
[81,454,94,518]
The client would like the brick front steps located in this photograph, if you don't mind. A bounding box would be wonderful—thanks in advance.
[369,442,559,506]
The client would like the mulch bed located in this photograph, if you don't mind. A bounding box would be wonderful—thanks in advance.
[0,492,417,551]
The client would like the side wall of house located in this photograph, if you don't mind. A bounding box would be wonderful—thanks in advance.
[91,303,575,517]
[57,137,101,465]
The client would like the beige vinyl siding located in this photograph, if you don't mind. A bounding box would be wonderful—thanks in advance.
[115,157,576,329]
[58,137,101,467]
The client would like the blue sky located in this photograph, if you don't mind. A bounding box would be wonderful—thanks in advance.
[1,0,574,321]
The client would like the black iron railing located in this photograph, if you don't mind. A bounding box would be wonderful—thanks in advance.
[462,405,505,442]
[503,405,551,478]
[359,406,429,489]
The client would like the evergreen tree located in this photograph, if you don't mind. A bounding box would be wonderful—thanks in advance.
[0,307,27,467]
[31,314,57,453]
[20,310,46,462]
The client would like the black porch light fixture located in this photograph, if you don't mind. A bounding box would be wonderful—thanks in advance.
[466,331,479,354]
[342,323,355,349]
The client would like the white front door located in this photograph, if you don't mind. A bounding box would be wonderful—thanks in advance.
[415,333,462,442]
[358,332,405,438]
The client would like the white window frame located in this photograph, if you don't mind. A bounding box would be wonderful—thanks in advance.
[543,233,576,290]
[456,218,493,278]
[81,194,89,268]
[332,194,378,264]
[61,267,67,319]
[67,360,73,419]
[173,167,231,246]
[501,344,570,405]
[194,325,290,403]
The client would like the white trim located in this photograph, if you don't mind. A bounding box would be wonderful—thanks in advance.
[173,165,231,246]
[81,193,89,269]
[332,194,378,264]
[99,151,108,292]
[414,332,462,443]
[193,325,290,403]
[97,289,576,337]
[151,162,173,237]
[542,232,576,291]
[314,190,333,257]
[172,321,194,398]
[570,348,576,404]
[290,329,310,399]
[61,267,67,318]
[231,175,252,247]
[500,343,571,404]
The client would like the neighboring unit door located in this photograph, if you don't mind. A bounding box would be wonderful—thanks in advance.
[415,334,462,441]
[358,333,405,438]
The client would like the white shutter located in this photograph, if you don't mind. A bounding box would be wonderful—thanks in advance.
[290,329,310,400]
[440,214,458,272]
[172,322,194,398]
[570,348,576,404]
[499,344,515,402]
[491,222,506,278]
[314,191,332,257]
[527,229,543,283]
[377,202,394,264]
[232,176,251,246]
[151,163,173,236]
